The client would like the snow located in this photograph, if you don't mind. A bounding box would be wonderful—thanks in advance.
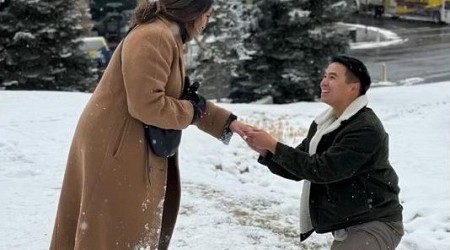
[343,23,407,50]
[289,9,310,20]
[13,32,36,42]
[1,81,449,249]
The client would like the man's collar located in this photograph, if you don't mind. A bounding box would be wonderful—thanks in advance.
[315,95,368,125]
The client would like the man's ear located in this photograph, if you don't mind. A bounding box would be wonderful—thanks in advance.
[350,81,360,95]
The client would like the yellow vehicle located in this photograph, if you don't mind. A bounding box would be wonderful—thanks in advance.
[80,36,112,69]
[385,0,450,23]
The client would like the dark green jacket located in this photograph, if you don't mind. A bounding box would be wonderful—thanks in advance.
[258,107,403,238]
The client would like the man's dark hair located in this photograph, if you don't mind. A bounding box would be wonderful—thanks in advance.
[332,55,371,95]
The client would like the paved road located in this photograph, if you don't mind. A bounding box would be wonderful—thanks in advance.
[347,14,450,84]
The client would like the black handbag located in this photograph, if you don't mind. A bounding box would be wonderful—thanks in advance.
[144,125,182,158]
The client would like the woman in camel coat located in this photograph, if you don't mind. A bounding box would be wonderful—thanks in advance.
[50,0,247,249]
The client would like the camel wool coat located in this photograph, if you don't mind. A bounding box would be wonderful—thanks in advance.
[50,19,231,250]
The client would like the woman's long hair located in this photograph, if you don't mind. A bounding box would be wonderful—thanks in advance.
[131,0,213,40]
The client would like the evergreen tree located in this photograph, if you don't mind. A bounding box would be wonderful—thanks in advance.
[187,0,247,100]
[229,0,352,104]
[0,0,96,91]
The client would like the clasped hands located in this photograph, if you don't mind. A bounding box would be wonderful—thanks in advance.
[182,77,277,154]
[229,120,278,157]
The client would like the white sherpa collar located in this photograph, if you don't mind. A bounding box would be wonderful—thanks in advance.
[314,95,368,128]
[309,95,368,155]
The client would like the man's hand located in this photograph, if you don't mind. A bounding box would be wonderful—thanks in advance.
[229,121,273,156]
[245,128,278,155]
[247,143,269,157]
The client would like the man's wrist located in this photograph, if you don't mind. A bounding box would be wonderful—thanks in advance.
[270,141,278,154]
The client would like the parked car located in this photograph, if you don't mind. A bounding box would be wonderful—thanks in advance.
[80,36,112,73]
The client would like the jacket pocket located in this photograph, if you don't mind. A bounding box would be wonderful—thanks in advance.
[112,118,130,158]
[324,180,370,222]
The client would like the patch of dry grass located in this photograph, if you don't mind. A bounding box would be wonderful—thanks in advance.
[241,114,307,144]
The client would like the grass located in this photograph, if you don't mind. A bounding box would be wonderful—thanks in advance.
[241,114,307,145]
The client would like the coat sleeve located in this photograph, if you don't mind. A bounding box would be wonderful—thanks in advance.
[256,122,312,180]
[270,125,381,184]
[121,26,194,130]
[195,102,232,140]
[258,152,302,181]
[256,130,311,181]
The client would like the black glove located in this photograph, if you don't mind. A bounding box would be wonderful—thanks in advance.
[181,76,201,102]
[181,76,206,123]
[191,95,206,124]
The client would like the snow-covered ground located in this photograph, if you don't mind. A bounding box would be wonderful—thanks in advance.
[1,81,449,250]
